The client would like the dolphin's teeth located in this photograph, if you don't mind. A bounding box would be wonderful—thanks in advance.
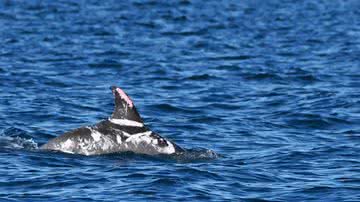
[108,118,144,127]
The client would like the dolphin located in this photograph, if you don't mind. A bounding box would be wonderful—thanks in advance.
[40,86,184,156]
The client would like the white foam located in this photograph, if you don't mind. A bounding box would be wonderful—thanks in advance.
[108,118,144,127]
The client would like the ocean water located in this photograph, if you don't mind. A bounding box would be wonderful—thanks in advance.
[0,0,359,201]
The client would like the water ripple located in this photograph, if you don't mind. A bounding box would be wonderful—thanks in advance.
[0,0,359,201]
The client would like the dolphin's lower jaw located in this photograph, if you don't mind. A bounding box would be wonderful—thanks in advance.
[41,86,183,156]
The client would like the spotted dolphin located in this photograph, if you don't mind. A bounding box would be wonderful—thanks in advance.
[40,86,184,156]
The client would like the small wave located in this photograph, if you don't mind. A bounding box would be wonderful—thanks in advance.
[188,116,223,124]
[151,103,202,114]
[243,72,283,81]
[95,149,219,163]
[207,55,255,61]
[0,136,38,150]
[88,61,123,69]
[106,148,220,163]
[184,74,215,81]
[170,148,220,162]
[0,128,38,150]
[161,29,207,36]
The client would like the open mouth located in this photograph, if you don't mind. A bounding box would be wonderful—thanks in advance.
[110,86,134,108]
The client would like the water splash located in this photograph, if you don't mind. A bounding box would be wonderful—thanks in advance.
[168,148,220,163]
[0,128,38,150]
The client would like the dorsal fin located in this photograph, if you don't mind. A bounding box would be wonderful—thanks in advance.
[110,86,143,123]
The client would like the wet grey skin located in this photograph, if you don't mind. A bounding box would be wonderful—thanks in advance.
[40,86,184,156]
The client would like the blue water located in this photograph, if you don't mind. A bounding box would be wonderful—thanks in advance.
[0,0,359,201]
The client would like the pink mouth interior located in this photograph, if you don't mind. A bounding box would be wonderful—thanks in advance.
[115,88,134,108]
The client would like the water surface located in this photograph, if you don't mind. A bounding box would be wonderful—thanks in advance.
[0,0,359,201]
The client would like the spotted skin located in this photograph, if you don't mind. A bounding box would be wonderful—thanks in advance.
[40,86,184,156]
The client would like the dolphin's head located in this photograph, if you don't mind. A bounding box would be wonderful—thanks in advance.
[110,86,142,122]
